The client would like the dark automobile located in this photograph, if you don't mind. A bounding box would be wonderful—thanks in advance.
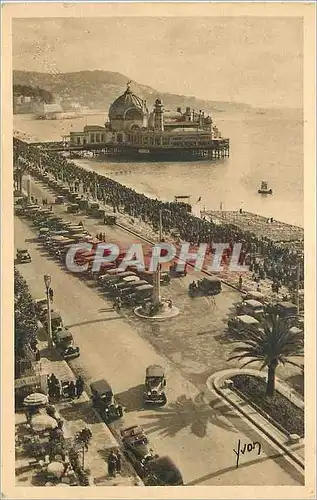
[196,276,222,296]
[145,456,184,486]
[16,248,31,263]
[125,284,154,305]
[274,301,298,318]
[120,425,155,465]
[90,379,123,422]
[52,328,80,360]
[144,365,167,405]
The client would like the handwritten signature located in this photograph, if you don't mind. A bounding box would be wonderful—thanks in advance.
[233,439,262,468]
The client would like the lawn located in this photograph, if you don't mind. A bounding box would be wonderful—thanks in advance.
[231,374,304,437]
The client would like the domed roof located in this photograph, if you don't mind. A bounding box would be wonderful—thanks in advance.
[109,84,145,120]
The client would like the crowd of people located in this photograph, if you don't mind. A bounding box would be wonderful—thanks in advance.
[47,373,84,400]
[14,138,304,294]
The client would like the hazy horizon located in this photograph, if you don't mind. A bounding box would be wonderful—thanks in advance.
[13,17,303,109]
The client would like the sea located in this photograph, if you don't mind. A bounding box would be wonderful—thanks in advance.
[13,107,304,227]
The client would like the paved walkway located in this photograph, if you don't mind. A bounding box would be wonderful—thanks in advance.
[15,215,305,486]
[16,338,142,487]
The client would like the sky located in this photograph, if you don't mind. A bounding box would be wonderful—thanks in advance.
[12,17,303,109]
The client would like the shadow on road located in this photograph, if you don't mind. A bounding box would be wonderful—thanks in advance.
[186,448,304,485]
[116,384,144,412]
[138,392,236,439]
[65,316,120,328]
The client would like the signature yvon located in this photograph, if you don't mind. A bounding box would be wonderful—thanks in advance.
[233,439,262,468]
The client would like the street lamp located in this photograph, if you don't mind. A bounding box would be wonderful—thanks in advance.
[44,274,53,349]
[152,208,170,307]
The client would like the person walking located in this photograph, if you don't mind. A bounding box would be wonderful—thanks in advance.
[238,274,243,291]
[114,296,122,313]
[108,450,117,477]
[49,288,54,302]
[75,375,84,399]
[68,380,76,399]
[114,450,122,474]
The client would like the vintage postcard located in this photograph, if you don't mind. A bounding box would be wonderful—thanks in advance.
[1,2,316,499]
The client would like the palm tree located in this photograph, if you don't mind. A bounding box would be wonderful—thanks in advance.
[228,313,303,397]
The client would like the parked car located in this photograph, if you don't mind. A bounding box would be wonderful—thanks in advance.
[145,456,184,486]
[90,379,123,422]
[236,299,265,320]
[16,248,31,263]
[227,314,261,335]
[52,329,80,360]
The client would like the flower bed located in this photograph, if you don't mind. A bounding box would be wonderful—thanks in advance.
[231,374,304,437]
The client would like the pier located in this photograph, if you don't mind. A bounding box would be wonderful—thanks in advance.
[30,138,230,161]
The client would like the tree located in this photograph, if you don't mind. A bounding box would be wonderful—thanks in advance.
[14,268,38,359]
[228,313,303,397]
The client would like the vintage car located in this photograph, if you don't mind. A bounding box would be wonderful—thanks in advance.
[42,311,63,332]
[274,301,298,318]
[124,284,154,306]
[196,276,222,296]
[138,270,171,285]
[54,195,65,204]
[227,314,261,335]
[120,425,155,466]
[102,272,137,290]
[90,379,123,422]
[243,290,266,304]
[104,214,117,225]
[117,280,149,296]
[34,297,47,318]
[16,248,31,263]
[144,365,167,405]
[110,275,140,291]
[66,203,80,213]
[236,299,265,320]
[145,456,184,486]
[52,328,80,360]
[37,227,50,239]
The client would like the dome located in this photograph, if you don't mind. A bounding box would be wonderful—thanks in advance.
[163,110,182,121]
[109,85,146,120]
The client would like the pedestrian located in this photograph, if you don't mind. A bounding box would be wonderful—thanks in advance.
[49,288,54,302]
[103,233,106,242]
[108,450,117,477]
[68,381,76,399]
[75,375,84,399]
[256,283,261,293]
[114,296,122,313]
[50,205,53,212]
[114,450,122,474]
[54,380,61,400]
[35,349,41,362]
[238,274,243,290]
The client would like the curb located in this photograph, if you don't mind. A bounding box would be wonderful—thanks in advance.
[207,370,305,472]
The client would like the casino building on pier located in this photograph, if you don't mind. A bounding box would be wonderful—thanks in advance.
[69,83,229,160]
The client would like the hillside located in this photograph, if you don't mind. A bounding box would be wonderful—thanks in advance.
[13,70,252,114]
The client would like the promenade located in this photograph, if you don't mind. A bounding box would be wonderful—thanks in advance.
[14,205,304,485]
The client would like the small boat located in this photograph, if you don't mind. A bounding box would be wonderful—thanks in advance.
[258,181,273,195]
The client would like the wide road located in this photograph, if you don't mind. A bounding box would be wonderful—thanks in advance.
[15,214,303,486]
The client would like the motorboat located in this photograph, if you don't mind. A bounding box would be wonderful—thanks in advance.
[258,181,273,195]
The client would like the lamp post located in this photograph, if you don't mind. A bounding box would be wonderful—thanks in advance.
[44,275,53,349]
[152,208,170,307]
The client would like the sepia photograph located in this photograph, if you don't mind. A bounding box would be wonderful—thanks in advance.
[1,2,316,498]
